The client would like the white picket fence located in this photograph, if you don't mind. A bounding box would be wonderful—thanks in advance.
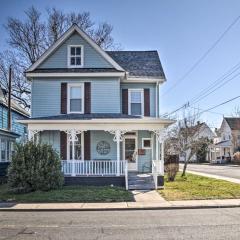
[61,160,127,176]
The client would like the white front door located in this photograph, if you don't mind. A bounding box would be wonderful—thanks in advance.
[123,136,138,171]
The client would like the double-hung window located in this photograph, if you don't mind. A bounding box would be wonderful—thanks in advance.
[128,89,143,116]
[68,84,84,113]
[68,45,83,68]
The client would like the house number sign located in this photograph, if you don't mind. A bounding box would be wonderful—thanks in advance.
[96,141,111,155]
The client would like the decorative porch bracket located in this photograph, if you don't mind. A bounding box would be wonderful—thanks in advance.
[28,129,42,141]
[107,130,127,176]
[63,129,84,177]
[152,129,166,175]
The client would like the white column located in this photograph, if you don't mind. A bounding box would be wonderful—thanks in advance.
[156,134,159,160]
[108,130,125,176]
[72,137,76,177]
[116,130,121,176]
[160,141,164,175]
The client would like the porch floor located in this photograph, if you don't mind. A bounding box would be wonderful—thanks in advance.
[128,172,155,190]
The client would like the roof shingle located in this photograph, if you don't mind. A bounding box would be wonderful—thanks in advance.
[225,117,240,130]
[106,50,165,79]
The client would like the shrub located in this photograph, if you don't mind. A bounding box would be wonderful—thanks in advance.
[165,155,179,181]
[8,141,64,193]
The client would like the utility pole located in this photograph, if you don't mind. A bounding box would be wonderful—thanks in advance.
[7,66,12,131]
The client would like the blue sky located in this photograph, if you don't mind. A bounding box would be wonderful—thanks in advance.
[0,0,240,128]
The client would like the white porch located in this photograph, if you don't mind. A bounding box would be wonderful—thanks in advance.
[19,117,173,189]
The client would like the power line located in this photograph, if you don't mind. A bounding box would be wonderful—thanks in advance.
[162,14,240,97]
[162,59,240,118]
[190,95,240,120]
[190,60,240,104]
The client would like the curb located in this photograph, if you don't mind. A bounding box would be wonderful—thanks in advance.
[1,204,240,212]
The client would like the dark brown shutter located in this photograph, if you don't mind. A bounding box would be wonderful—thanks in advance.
[61,83,67,114]
[84,82,91,114]
[144,88,150,116]
[122,89,128,114]
[60,131,67,160]
[84,131,91,160]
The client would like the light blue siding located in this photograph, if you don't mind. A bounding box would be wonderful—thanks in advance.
[39,32,112,69]
[40,131,60,153]
[137,131,153,172]
[31,78,120,117]
[120,83,156,117]
[0,104,27,141]
[90,131,117,160]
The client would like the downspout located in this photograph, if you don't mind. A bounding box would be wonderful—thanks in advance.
[155,81,159,118]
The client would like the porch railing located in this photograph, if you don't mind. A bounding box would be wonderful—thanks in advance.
[61,160,127,176]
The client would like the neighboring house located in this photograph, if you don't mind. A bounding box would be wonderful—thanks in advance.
[211,117,240,163]
[19,24,173,188]
[179,122,215,163]
[0,87,29,178]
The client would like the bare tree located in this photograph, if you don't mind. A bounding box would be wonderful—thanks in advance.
[232,106,240,117]
[166,111,211,177]
[6,6,47,65]
[2,6,119,109]
[0,51,31,108]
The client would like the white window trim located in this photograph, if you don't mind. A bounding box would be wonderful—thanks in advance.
[67,132,84,160]
[128,89,144,116]
[67,83,84,114]
[68,45,84,68]
[142,138,152,149]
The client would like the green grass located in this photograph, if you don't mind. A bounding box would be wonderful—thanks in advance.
[0,184,133,203]
[159,172,240,201]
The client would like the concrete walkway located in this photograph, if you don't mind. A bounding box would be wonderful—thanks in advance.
[1,190,240,210]
[186,170,240,184]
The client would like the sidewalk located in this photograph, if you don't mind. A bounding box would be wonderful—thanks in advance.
[185,170,240,184]
[1,190,240,211]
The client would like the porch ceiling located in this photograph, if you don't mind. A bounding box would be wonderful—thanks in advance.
[17,117,175,131]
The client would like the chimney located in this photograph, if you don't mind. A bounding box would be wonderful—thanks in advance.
[7,66,12,131]
[197,121,200,125]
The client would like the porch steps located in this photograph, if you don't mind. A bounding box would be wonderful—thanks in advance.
[128,172,155,190]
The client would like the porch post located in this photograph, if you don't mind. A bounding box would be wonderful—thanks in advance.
[108,130,126,176]
[65,129,81,177]
[153,130,165,175]
[116,130,121,176]
[156,135,159,160]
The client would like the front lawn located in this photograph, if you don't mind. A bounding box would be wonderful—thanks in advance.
[159,173,240,201]
[0,184,133,203]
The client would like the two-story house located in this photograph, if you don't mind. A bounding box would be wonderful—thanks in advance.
[179,122,215,163]
[19,24,173,188]
[211,117,240,163]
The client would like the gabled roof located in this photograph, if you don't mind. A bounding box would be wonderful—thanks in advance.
[106,51,165,79]
[224,117,240,130]
[27,24,124,72]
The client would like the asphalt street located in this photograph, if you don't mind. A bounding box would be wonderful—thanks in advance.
[180,163,240,179]
[1,208,240,239]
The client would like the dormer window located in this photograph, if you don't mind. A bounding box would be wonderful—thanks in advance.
[68,45,83,68]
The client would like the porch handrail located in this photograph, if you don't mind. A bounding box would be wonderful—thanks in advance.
[61,160,126,176]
